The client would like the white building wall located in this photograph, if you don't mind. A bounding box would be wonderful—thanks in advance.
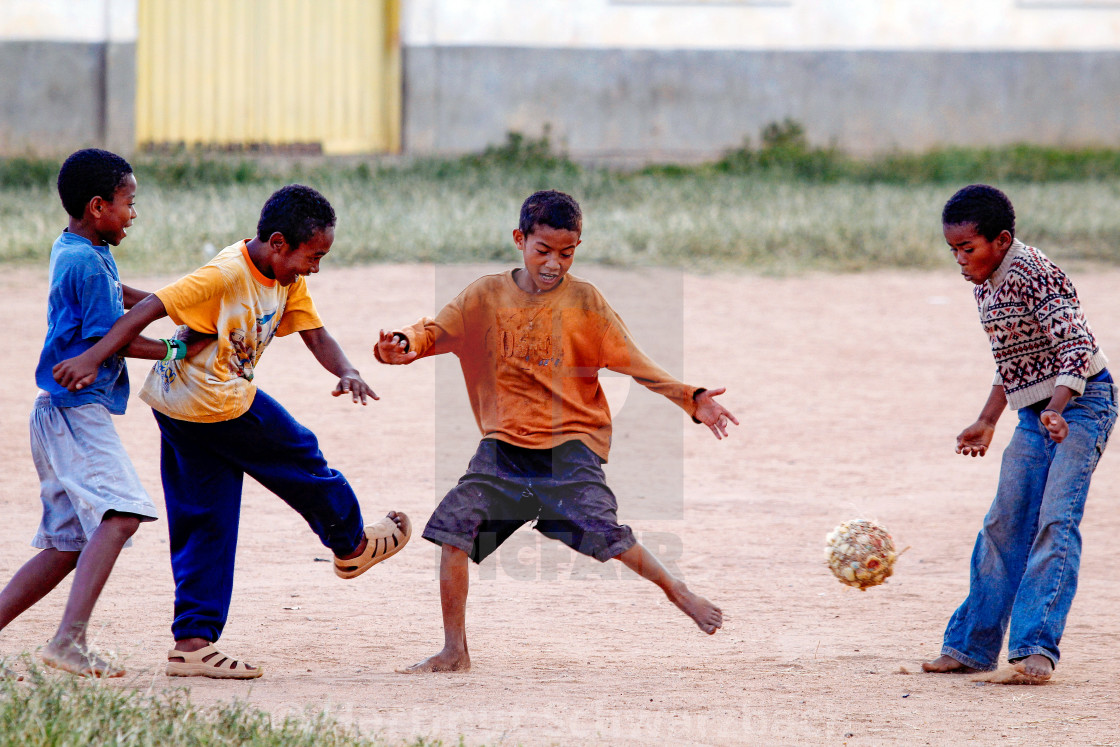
[0,0,137,42]
[402,0,1120,51]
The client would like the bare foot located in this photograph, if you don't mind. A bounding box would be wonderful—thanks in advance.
[1012,654,1053,682]
[396,648,470,674]
[667,583,722,634]
[41,640,123,678]
[922,655,977,673]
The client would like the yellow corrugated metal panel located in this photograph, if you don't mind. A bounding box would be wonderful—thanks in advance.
[136,0,400,154]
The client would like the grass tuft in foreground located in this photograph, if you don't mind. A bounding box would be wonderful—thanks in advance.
[0,658,438,747]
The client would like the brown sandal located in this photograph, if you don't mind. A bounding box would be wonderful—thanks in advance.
[166,644,263,679]
[334,511,411,579]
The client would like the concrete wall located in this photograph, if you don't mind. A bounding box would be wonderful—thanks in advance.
[0,40,135,156]
[6,0,1120,158]
[400,0,1120,159]
[402,46,1120,160]
[0,0,137,156]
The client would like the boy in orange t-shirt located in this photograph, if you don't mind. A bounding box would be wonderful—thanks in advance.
[376,190,738,673]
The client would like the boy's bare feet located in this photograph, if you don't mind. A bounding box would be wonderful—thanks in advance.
[1012,654,1053,681]
[922,655,977,673]
[668,582,722,635]
[397,647,470,674]
[41,640,123,678]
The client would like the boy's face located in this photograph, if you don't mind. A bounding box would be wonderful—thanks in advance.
[513,224,581,293]
[271,226,333,286]
[90,173,137,246]
[944,222,1012,285]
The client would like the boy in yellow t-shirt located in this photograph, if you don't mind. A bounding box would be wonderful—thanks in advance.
[54,185,410,679]
[376,190,738,674]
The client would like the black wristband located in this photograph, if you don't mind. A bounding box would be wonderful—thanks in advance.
[690,388,707,424]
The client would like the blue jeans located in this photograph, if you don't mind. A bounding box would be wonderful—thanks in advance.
[153,389,366,642]
[941,381,1118,670]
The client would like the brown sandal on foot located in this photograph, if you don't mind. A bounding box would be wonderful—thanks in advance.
[166,644,263,679]
[334,511,412,579]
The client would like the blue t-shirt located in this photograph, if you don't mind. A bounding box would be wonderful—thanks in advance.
[35,230,129,414]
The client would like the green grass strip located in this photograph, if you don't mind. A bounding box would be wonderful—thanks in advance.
[0,659,439,747]
[4,127,1120,274]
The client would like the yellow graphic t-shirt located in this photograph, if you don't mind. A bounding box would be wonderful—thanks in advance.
[139,241,323,422]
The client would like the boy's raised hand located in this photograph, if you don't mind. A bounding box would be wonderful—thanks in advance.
[694,387,739,440]
[956,420,995,457]
[375,329,418,365]
[332,371,378,405]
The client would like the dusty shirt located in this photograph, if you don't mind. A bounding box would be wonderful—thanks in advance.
[382,270,701,461]
[139,241,322,422]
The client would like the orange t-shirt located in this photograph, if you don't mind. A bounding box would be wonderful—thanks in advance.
[140,241,322,422]
[383,270,700,461]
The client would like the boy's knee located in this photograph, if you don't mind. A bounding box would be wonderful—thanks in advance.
[101,511,143,540]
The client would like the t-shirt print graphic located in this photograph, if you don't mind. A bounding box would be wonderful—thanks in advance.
[497,307,563,369]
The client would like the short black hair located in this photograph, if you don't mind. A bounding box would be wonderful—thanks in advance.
[257,184,336,248]
[56,148,133,219]
[519,190,582,236]
[942,184,1016,241]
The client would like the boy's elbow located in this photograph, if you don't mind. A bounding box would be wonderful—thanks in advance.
[131,294,169,324]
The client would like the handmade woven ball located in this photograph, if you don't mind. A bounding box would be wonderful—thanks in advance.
[824,519,897,590]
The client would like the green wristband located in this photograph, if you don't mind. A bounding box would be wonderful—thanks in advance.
[161,338,187,362]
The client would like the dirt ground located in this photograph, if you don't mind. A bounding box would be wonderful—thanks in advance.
[2,261,1120,746]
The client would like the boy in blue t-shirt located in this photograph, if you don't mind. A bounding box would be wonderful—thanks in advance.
[0,149,208,679]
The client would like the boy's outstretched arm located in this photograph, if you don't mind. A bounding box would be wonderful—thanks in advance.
[299,326,378,405]
[53,294,170,391]
[374,329,419,365]
[693,387,740,440]
[957,384,1006,457]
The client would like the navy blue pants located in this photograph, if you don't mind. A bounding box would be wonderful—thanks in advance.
[153,390,365,642]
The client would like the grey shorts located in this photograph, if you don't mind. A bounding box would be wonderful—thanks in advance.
[29,394,158,551]
[423,439,636,563]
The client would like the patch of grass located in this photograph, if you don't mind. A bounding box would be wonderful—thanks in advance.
[0,157,59,189]
[3,128,1120,275]
[0,658,438,747]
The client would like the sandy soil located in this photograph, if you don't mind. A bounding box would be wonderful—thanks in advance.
[2,261,1120,746]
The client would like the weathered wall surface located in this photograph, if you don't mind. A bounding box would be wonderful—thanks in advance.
[400,0,1120,159]
[402,46,1120,159]
[0,41,135,155]
[0,0,136,156]
[5,0,1120,158]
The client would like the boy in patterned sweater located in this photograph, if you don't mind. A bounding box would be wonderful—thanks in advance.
[377,190,737,673]
[923,184,1117,682]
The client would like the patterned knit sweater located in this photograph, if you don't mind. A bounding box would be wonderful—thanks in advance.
[976,240,1108,410]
